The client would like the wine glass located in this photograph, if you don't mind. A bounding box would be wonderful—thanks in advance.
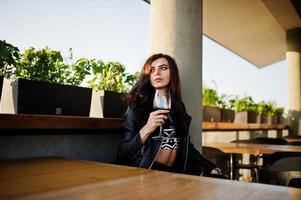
[152,90,171,140]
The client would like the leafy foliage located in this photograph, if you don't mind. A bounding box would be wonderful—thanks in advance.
[1,41,138,92]
[257,101,276,115]
[229,96,258,112]
[274,107,284,116]
[67,57,94,86]
[202,88,233,109]
[202,87,219,107]
[0,40,20,78]
[217,93,233,109]
[85,60,138,93]
[15,46,71,84]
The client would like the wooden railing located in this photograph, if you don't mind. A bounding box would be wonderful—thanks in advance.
[0,114,123,129]
[0,114,124,161]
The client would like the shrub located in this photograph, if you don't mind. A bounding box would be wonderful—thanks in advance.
[229,96,258,112]
[1,41,138,92]
[257,101,276,115]
[0,40,20,78]
[202,87,219,107]
[217,93,233,109]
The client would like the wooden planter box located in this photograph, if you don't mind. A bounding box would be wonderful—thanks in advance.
[1,78,92,116]
[1,78,127,118]
[267,115,278,125]
[89,90,127,118]
[0,76,3,102]
[260,113,268,124]
[278,115,287,124]
[260,114,278,124]
[203,106,221,122]
[103,91,127,118]
[234,111,258,124]
[221,108,235,122]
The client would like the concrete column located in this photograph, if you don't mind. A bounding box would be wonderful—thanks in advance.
[286,28,301,136]
[150,0,203,150]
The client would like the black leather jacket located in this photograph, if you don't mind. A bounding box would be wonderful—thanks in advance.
[117,104,217,176]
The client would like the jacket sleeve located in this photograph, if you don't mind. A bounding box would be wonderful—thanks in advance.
[186,141,217,176]
[117,107,144,163]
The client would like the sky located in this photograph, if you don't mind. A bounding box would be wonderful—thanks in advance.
[0,0,288,112]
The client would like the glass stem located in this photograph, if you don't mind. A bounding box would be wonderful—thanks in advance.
[159,125,163,137]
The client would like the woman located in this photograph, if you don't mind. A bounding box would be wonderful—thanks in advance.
[117,53,222,176]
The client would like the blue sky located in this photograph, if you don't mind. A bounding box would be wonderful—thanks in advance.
[0,0,288,111]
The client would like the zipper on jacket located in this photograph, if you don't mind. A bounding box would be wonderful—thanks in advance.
[148,139,163,169]
[182,134,204,176]
[130,145,144,160]
[183,134,189,171]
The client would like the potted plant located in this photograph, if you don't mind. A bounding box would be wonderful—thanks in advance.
[229,96,259,124]
[1,47,94,116]
[274,107,285,124]
[275,108,288,125]
[87,60,138,118]
[257,101,270,124]
[263,101,278,125]
[217,94,235,123]
[202,87,221,122]
[1,43,138,118]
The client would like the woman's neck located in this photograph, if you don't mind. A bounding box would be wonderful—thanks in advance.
[156,88,168,96]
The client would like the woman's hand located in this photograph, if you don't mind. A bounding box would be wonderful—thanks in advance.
[139,109,169,144]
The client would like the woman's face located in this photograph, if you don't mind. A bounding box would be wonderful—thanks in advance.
[149,57,171,91]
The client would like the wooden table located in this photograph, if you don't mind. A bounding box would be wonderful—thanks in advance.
[0,158,300,200]
[205,143,301,155]
[202,122,288,131]
[284,137,301,143]
[204,143,301,180]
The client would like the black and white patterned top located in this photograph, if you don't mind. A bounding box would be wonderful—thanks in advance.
[160,117,179,150]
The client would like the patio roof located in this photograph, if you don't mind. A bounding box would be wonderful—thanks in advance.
[144,0,301,68]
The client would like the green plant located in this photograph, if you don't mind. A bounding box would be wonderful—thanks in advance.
[1,40,139,93]
[87,61,138,93]
[217,94,233,109]
[229,96,258,112]
[67,57,94,86]
[257,101,270,114]
[0,40,20,78]
[257,101,276,115]
[202,87,219,107]
[274,107,284,116]
[14,46,72,84]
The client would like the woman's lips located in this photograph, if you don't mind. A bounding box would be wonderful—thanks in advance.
[154,77,162,82]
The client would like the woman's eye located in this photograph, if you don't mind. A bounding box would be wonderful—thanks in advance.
[150,68,155,73]
[161,66,167,70]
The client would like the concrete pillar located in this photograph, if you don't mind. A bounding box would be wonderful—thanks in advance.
[150,0,203,150]
[286,28,301,136]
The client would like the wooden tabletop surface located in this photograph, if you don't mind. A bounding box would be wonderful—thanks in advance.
[202,122,288,131]
[284,137,301,143]
[205,143,301,155]
[0,158,300,200]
